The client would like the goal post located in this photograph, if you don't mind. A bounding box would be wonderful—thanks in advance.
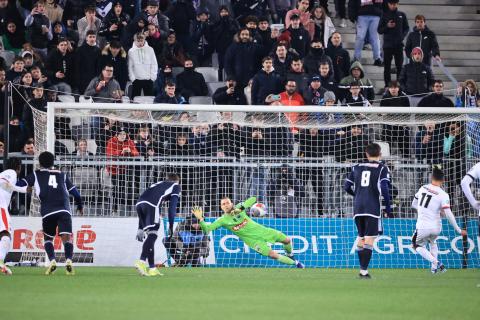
[22,102,479,268]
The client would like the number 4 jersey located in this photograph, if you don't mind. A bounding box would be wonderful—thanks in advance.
[414,184,450,230]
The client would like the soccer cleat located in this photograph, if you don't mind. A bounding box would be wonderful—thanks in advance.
[134,260,148,276]
[45,260,57,275]
[0,264,12,275]
[146,268,164,277]
[434,262,447,274]
[295,260,305,269]
[359,273,372,279]
[65,259,75,276]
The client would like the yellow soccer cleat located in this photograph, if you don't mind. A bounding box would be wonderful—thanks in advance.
[45,260,57,275]
[146,267,164,277]
[65,259,75,276]
[134,260,148,276]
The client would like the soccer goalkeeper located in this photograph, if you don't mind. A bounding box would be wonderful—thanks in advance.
[191,196,305,268]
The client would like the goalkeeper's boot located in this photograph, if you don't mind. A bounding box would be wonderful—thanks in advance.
[134,260,148,276]
[45,260,57,275]
[146,267,164,277]
[65,259,75,276]
[295,260,305,269]
[0,263,12,275]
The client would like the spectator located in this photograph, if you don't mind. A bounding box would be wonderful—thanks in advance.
[77,6,101,47]
[418,80,454,108]
[72,138,94,158]
[160,30,187,67]
[7,117,25,152]
[46,37,74,93]
[153,81,186,104]
[342,81,371,107]
[2,21,26,55]
[22,83,47,140]
[224,28,261,88]
[190,8,214,67]
[380,80,411,157]
[285,0,314,39]
[22,51,36,71]
[165,0,196,51]
[325,32,350,83]
[49,21,68,51]
[96,117,122,154]
[377,0,409,89]
[286,57,309,95]
[399,47,434,104]
[251,56,283,105]
[98,1,131,43]
[31,65,50,88]
[272,43,295,81]
[63,0,93,32]
[45,0,63,23]
[311,5,335,48]
[100,40,129,91]
[415,121,443,165]
[303,38,333,77]
[269,0,295,23]
[405,15,440,66]
[134,126,156,157]
[175,59,208,101]
[24,0,52,59]
[336,124,370,162]
[256,16,275,56]
[21,139,35,156]
[189,123,210,156]
[335,0,347,27]
[282,14,310,58]
[318,61,337,94]
[75,30,101,94]
[244,15,263,45]
[455,80,479,108]
[0,0,24,36]
[12,71,33,119]
[128,32,158,98]
[268,164,304,218]
[145,23,164,61]
[211,6,239,79]
[154,65,176,95]
[280,79,305,133]
[6,57,25,82]
[84,64,123,102]
[212,75,247,105]
[169,133,194,156]
[348,0,383,66]
[129,0,169,37]
[338,61,374,102]
[304,75,327,106]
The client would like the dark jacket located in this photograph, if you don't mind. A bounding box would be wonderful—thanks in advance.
[46,49,75,86]
[98,10,131,42]
[272,53,295,81]
[0,2,24,36]
[213,85,247,105]
[165,1,196,36]
[348,0,383,22]
[74,43,101,93]
[62,0,93,28]
[153,92,187,104]
[129,10,169,36]
[190,20,214,63]
[26,13,50,49]
[405,26,440,66]
[377,8,409,49]
[399,61,434,95]
[211,15,239,56]
[325,42,351,83]
[303,86,327,106]
[224,38,262,87]
[418,93,454,108]
[286,71,310,95]
[176,69,208,100]
[251,69,283,105]
[284,26,310,58]
[99,45,129,91]
[415,126,443,164]
[319,72,337,95]
[380,91,410,107]
[303,48,333,76]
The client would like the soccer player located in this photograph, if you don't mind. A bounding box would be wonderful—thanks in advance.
[134,173,181,277]
[412,168,467,273]
[10,152,83,275]
[191,196,305,268]
[344,143,391,279]
[461,162,480,234]
[0,158,23,275]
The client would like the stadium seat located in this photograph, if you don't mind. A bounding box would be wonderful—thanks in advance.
[207,82,224,96]
[189,96,213,105]
[56,139,76,154]
[133,96,155,104]
[58,95,75,103]
[0,50,15,67]
[196,67,219,82]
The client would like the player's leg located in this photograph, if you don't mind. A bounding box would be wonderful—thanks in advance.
[139,205,162,276]
[428,232,444,273]
[276,233,304,267]
[354,216,368,277]
[42,216,58,275]
[358,217,379,278]
[0,208,12,274]
[58,213,74,275]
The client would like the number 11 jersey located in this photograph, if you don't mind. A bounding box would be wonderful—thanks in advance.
[414,184,450,230]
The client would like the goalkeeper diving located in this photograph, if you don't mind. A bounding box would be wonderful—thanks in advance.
[191,196,305,268]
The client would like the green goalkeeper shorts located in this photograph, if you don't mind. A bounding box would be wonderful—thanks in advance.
[244,228,287,256]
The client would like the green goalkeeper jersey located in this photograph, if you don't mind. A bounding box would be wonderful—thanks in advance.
[199,197,275,242]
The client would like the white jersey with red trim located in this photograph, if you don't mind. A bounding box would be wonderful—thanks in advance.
[0,169,17,209]
[414,184,450,230]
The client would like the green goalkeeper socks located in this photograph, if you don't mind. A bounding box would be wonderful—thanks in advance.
[283,243,293,255]
[277,255,296,265]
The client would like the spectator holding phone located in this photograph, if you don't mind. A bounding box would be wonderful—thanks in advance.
[251,56,283,105]
[213,76,247,105]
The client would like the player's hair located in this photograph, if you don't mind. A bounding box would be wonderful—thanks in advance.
[38,151,55,168]
[365,143,381,157]
[4,157,22,171]
[432,168,445,181]
[167,173,180,182]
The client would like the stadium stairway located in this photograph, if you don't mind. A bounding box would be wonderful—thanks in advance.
[328,0,480,101]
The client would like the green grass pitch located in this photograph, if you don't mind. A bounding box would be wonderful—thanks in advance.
[0,267,478,320]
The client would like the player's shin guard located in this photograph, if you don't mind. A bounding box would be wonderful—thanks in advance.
[361,244,373,271]
[416,246,436,264]
[276,255,296,265]
[141,232,158,268]
[0,235,10,263]
[44,240,56,261]
[64,241,73,261]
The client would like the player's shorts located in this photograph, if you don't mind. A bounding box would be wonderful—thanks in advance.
[354,215,382,237]
[42,212,72,239]
[136,203,160,231]
[0,207,12,234]
[245,228,287,256]
[411,228,441,248]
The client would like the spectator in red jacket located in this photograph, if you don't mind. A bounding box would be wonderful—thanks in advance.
[280,79,305,134]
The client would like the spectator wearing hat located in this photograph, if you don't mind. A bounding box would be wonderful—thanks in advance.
[251,56,283,106]
[98,1,131,43]
[405,14,440,66]
[175,58,208,101]
[338,60,374,103]
[283,13,310,58]
[100,40,129,91]
[165,0,196,51]
[25,1,52,59]
[303,38,333,77]
[21,51,36,71]
[213,75,247,105]
[377,0,409,89]
[304,75,328,106]
[49,21,68,51]
[75,30,102,94]
[190,8,214,67]
[399,46,434,105]
[77,5,102,47]
[325,32,350,83]
[285,0,314,39]
[418,80,454,108]
[348,0,383,66]
[128,32,158,98]
[46,37,74,93]
[211,6,240,78]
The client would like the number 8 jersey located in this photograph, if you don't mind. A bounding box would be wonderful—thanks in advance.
[414,184,450,230]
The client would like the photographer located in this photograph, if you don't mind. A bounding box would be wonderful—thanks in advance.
[212,76,247,105]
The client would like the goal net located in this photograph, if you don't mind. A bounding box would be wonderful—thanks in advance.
[24,102,480,269]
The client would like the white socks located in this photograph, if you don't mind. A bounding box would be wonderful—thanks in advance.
[429,243,439,269]
[0,235,11,263]
[416,246,437,264]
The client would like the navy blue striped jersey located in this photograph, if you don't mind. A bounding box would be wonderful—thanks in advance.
[137,181,181,207]
[18,169,82,218]
[345,161,390,217]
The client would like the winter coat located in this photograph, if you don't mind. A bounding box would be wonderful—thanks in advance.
[176,69,209,100]
[106,136,140,175]
[74,43,101,93]
[251,69,283,105]
[405,26,440,66]
[415,126,443,164]
[211,15,239,54]
[418,93,454,108]
[325,42,351,83]
[129,10,169,36]
[312,16,335,48]
[380,91,410,107]
[399,61,434,96]
[46,48,75,86]
[127,41,158,81]
[213,85,247,105]
[303,48,333,76]
[303,86,327,106]
[224,37,262,87]
[338,61,374,102]
[98,10,131,42]
[284,26,310,58]
[154,92,186,104]
[165,1,196,35]
[377,8,409,49]
[25,13,51,49]
[100,45,129,90]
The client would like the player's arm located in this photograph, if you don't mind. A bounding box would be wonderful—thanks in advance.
[234,196,257,213]
[442,208,467,236]
[379,167,392,217]
[411,195,419,210]
[191,206,224,234]
[65,174,83,214]
[10,174,36,193]
[461,173,479,210]
[343,168,355,196]
[167,193,180,236]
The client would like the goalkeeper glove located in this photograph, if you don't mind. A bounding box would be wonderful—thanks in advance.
[136,229,145,242]
[191,206,204,220]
